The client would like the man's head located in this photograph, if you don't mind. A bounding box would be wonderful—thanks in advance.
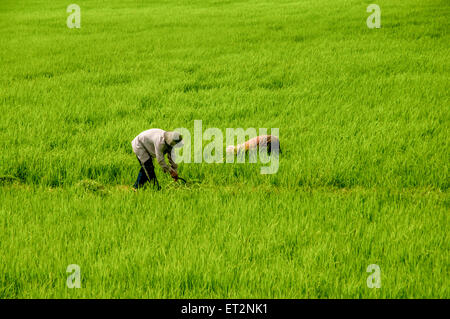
[164,131,183,147]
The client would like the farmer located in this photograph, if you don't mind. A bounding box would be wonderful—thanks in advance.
[131,129,182,190]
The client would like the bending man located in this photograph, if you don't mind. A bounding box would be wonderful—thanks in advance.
[131,129,183,190]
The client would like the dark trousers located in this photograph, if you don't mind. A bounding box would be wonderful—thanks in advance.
[134,157,160,190]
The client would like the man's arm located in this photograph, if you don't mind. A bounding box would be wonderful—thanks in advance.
[155,145,171,173]
[167,150,178,173]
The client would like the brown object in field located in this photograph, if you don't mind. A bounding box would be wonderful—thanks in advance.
[226,135,281,155]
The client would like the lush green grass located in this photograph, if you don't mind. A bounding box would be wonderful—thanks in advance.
[0,185,448,298]
[0,0,448,298]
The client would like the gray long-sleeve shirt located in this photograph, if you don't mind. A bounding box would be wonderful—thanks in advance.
[131,129,178,173]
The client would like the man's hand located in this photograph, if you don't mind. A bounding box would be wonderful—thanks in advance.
[170,170,178,181]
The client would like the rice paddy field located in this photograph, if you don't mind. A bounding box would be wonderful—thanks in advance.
[0,0,449,298]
